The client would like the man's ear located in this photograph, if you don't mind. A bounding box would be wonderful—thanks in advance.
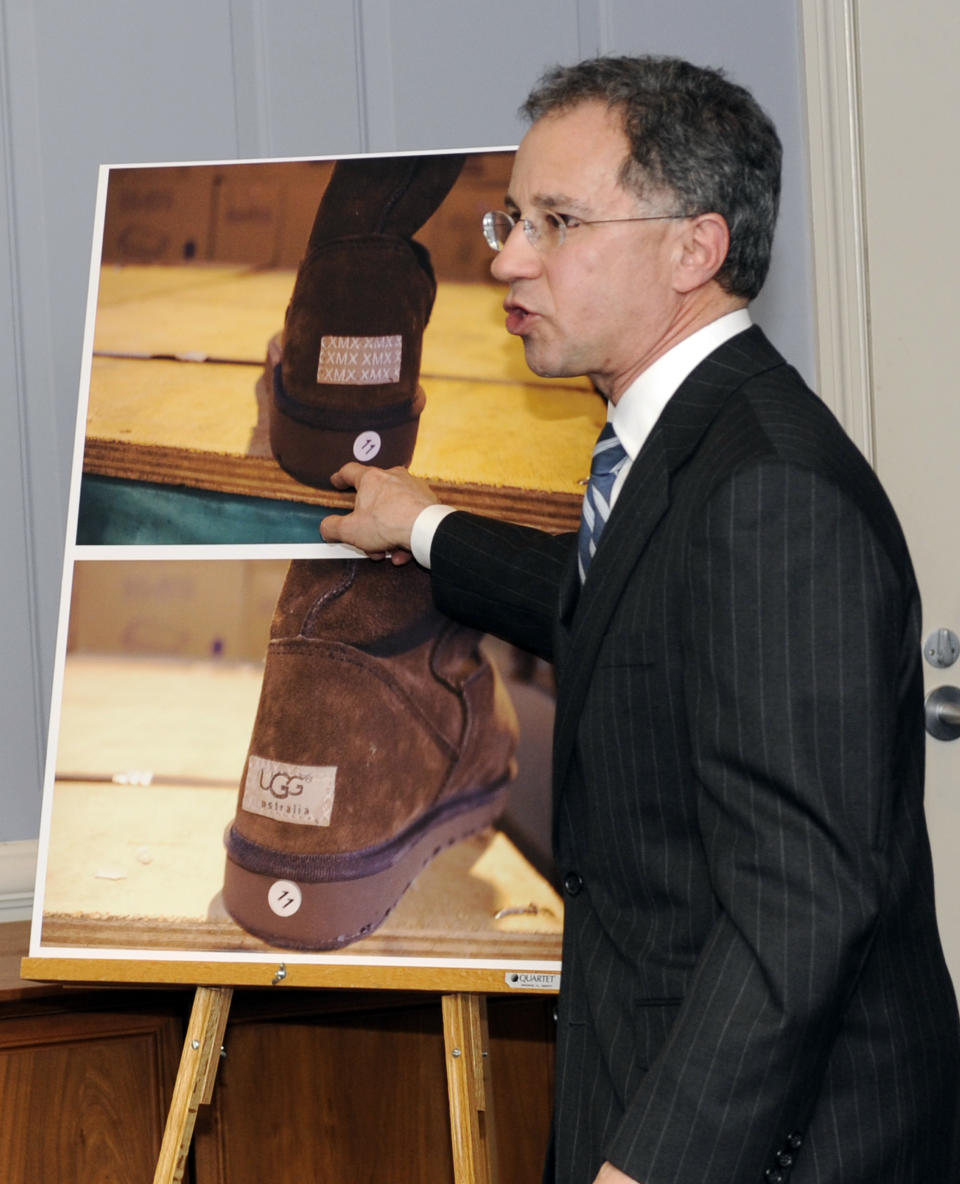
[673,212,730,293]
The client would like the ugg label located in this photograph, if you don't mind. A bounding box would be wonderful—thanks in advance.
[316,334,402,384]
[242,756,336,827]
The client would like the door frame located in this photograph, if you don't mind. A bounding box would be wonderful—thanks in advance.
[798,0,874,464]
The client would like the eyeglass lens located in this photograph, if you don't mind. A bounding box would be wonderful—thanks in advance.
[482,210,565,252]
[482,210,514,252]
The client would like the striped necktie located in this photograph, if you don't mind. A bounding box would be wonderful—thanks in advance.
[578,422,628,581]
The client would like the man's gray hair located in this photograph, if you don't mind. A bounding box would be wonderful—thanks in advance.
[521,55,782,301]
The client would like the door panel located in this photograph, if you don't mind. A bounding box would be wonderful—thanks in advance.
[856,0,960,985]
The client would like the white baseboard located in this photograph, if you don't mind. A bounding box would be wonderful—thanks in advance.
[0,840,37,923]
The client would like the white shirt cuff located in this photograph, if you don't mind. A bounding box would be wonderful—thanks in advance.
[410,504,457,568]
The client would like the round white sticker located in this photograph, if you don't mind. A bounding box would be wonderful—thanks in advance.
[267,880,303,917]
[353,430,382,462]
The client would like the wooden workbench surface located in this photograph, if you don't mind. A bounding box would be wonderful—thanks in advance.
[38,654,563,963]
[84,264,603,530]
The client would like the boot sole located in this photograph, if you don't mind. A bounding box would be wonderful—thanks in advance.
[222,779,510,950]
[269,355,425,489]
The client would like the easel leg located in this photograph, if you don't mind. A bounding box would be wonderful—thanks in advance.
[442,993,498,1184]
[153,985,234,1184]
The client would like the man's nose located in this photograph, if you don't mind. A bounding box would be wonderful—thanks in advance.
[490,221,541,282]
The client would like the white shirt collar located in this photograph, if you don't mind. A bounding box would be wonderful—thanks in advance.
[610,308,753,459]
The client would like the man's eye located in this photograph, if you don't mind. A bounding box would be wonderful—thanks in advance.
[543,211,579,232]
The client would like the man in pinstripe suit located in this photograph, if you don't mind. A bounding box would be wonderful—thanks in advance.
[322,56,960,1183]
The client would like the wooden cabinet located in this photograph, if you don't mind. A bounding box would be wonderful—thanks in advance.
[196,994,456,1181]
[2,925,556,1182]
[0,1001,185,1182]
[0,923,186,1183]
[195,990,555,1183]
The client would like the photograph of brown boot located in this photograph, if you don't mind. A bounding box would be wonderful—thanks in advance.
[270,153,464,487]
[223,558,519,949]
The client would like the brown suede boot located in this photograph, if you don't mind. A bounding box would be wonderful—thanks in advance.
[270,153,464,487]
[222,559,518,949]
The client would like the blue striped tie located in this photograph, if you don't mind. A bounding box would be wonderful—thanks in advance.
[578,422,628,581]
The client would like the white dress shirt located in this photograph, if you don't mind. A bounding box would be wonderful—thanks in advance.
[410,308,752,567]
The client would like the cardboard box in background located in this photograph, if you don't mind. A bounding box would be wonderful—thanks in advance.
[419,152,513,283]
[99,153,513,281]
[237,560,290,658]
[264,160,336,269]
[101,166,216,264]
[67,559,288,662]
[209,165,284,268]
[210,161,335,269]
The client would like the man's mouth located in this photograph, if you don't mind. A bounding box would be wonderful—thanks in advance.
[504,301,538,336]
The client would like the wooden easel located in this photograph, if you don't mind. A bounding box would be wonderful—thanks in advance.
[29,784,562,1182]
[21,951,559,1184]
[32,661,563,1181]
[154,986,233,1184]
[152,986,497,1184]
[441,992,497,1184]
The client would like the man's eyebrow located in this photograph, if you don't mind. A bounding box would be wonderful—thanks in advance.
[504,192,593,216]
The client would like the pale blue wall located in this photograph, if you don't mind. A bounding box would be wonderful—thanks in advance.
[0,0,812,839]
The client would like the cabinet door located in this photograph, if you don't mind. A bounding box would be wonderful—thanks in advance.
[193,999,456,1183]
[192,995,555,1184]
[0,1004,184,1183]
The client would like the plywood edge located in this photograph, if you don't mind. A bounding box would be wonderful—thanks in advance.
[82,442,582,531]
[39,916,561,959]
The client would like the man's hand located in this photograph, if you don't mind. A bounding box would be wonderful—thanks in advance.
[594,1163,640,1184]
[319,463,438,563]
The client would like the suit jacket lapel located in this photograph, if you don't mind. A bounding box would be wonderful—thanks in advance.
[552,325,784,794]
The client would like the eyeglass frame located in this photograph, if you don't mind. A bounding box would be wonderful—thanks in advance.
[481,207,696,253]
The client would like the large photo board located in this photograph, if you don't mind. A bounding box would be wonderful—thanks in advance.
[28,149,606,986]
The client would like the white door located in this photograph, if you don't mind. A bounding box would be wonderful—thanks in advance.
[803,0,960,987]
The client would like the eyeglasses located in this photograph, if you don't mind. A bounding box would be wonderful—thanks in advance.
[481,208,693,253]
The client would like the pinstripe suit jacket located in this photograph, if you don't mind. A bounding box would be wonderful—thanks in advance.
[430,326,960,1184]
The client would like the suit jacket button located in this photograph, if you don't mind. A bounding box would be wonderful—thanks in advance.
[787,1132,803,1150]
[764,1171,784,1184]
[563,872,584,896]
[777,1151,793,1168]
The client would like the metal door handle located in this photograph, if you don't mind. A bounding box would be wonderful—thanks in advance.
[924,686,960,740]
